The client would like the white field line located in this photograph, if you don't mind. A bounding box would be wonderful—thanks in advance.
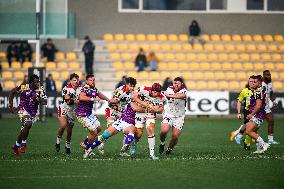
[0,175,97,179]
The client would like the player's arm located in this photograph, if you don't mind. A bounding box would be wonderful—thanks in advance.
[8,87,18,113]
[131,91,150,108]
[130,102,146,113]
[79,91,95,102]
[163,92,186,99]
[270,91,278,107]
[151,104,164,113]
[236,89,245,119]
[36,86,47,105]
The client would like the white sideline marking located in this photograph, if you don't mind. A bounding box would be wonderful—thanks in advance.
[0,175,96,179]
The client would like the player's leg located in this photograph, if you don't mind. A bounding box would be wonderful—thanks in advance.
[55,115,68,152]
[65,122,74,155]
[166,116,184,155]
[266,112,279,144]
[159,116,172,154]
[129,115,145,155]
[146,118,158,160]
[120,124,135,156]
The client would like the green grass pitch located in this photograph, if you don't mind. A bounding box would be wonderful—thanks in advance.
[0,116,283,189]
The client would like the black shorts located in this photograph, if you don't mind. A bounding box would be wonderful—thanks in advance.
[243,109,250,124]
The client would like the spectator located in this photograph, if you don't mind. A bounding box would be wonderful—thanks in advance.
[82,35,95,74]
[19,42,33,63]
[162,77,173,91]
[115,75,127,89]
[46,73,57,92]
[21,74,29,85]
[41,38,58,61]
[135,48,147,72]
[62,77,69,89]
[188,20,205,45]
[147,51,159,71]
[6,43,19,67]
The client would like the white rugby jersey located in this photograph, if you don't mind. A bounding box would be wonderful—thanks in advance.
[61,84,82,110]
[262,81,273,108]
[110,85,132,111]
[164,86,187,117]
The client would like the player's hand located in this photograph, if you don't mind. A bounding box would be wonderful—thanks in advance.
[237,113,242,119]
[246,113,253,120]
[9,106,17,113]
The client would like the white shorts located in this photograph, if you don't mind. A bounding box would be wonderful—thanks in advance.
[18,109,37,126]
[265,108,272,114]
[77,113,100,132]
[162,114,185,131]
[105,107,121,125]
[250,116,264,127]
[57,104,76,123]
[135,113,156,129]
[112,119,133,132]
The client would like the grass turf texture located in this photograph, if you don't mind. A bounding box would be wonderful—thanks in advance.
[0,116,283,189]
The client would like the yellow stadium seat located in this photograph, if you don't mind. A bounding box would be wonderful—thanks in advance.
[257,44,267,51]
[229,81,240,90]
[164,53,175,60]
[215,72,225,79]
[225,44,235,51]
[218,53,228,61]
[116,71,127,79]
[179,34,189,42]
[229,53,239,61]
[127,71,138,78]
[183,44,192,51]
[253,34,263,42]
[264,35,273,42]
[125,34,135,41]
[167,62,178,70]
[157,34,167,41]
[107,43,117,51]
[1,61,9,69]
[243,62,254,70]
[136,34,146,41]
[197,53,207,60]
[69,61,80,69]
[172,44,182,51]
[274,35,283,42]
[11,61,21,69]
[66,52,77,60]
[187,81,196,90]
[140,44,150,51]
[138,71,149,79]
[279,72,284,79]
[171,71,183,79]
[150,44,160,51]
[276,63,284,70]
[273,81,283,90]
[267,44,278,51]
[110,53,120,60]
[175,53,186,61]
[39,62,45,67]
[254,62,264,71]
[201,34,210,42]
[232,62,243,70]
[207,81,218,90]
[118,44,128,51]
[121,53,132,60]
[188,62,199,70]
[187,53,196,61]
[232,34,242,42]
[261,53,271,61]
[149,72,160,79]
[14,71,25,79]
[178,62,189,70]
[158,62,168,70]
[204,71,214,79]
[0,52,6,60]
[128,44,139,51]
[279,44,284,51]
[61,71,69,79]
[57,61,68,70]
[226,71,236,79]
[46,62,56,69]
[215,44,224,51]
[113,62,123,69]
[272,53,282,61]
[193,44,203,51]
[114,34,124,41]
[222,62,232,70]
[203,44,214,51]
[196,81,207,90]
[156,53,164,60]
[264,62,274,70]
[4,81,15,90]
[168,34,178,41]
[207,53,217,61]
[236,71,248,80]
[219,81,229,90]
[146,34,157,41]
[55,52,65,60]
[211,62,222,70]
[211,34,220,42]
[200,62,210,70]
[103,33,113,41]
[124,62,135,70]
[54,81,61,91]
[160,71,171,78]
[22,61,32,68]
[236,44,245,51]
[250,53,260,61]
[182,72,192,79]
[246,44,256,51]
[270,72,279,79]
[221,34,231,42]
[242,34,252,42]
[240,53,250,61]
[161,44,171,51]
[52,72,60,80]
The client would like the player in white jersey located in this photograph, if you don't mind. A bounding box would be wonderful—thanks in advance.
[262,70,279,144]
[130,83,166,160]
[55,73,81,154]
[159,77,187,155]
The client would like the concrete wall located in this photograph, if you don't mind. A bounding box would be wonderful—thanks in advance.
[69,0,284,40]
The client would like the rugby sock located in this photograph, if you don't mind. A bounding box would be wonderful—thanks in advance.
[160,141,165,145]
[84,137,92,149]
[244,135,251,147]
[268,135,273,142]
[21,140,26,145]
[56,136,62,145]
[256,136,264,146]
[122,134,127,145]
[91,136,104,149]
[65,142,71,149]
[124,133,134,145]
[15,141,21,147]
[148,135,155,156]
